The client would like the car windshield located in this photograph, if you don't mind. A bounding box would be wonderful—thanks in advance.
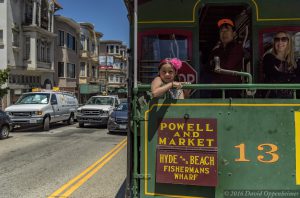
[86,97,114,105]
[16,93,50,104]
[116,103,128,111]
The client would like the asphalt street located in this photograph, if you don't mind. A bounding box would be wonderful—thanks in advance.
[0,123,127,198]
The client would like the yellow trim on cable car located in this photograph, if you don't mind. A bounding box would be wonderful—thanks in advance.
[251,0,300,21]
[144,103,300,196]
[138,0,300,24]
[295,112,300,185]
[138,0,201,24]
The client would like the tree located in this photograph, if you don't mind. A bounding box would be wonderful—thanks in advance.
[0,69,9,99]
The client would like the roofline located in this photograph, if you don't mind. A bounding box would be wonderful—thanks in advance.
[79,22,95,30]
[55,15,80,31]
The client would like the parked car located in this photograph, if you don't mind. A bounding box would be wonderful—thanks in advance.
[107,102,128,133]
[77,95,120,127]
[5,90,78,131]
[0,110,12,139]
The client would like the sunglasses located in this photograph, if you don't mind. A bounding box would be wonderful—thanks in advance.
[274,37,289,42]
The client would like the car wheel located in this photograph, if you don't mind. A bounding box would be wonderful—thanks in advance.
[0,125,9,139]
[79,122,84,128]
[67,114,74,125]
[43,116,50,131]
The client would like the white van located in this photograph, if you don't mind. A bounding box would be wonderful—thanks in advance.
[5,91,78,131]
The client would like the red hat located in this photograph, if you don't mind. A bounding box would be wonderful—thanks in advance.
[217,18,234,28]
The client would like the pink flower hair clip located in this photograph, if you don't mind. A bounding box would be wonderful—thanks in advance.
[159,58,182,71]
[169,58,182,71]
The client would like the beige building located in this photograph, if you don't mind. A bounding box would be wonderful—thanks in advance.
[0,0,61,107]
[99,40,127,95]
[78,22,103,103]
[54,15,80,96]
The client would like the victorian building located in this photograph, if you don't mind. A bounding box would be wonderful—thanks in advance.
[0,0,61,107]
[99,40,127,95]
[54,15,80,96]
[78,22,103,103]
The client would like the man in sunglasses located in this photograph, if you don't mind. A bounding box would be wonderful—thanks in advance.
[205,18,244,97]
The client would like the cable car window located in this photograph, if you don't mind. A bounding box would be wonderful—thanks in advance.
[141,34,189,61]
[139,30,192,83]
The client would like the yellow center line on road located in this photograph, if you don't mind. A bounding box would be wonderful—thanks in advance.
[48,138,127,198]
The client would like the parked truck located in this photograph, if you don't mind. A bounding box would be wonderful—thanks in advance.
[77,95,120,127]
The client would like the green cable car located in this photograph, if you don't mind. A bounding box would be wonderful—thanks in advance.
[124,0,300,197]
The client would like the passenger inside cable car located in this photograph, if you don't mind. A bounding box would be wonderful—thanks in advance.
[205,18,244,98]
[262,31,300,98]
[199,5,251,98]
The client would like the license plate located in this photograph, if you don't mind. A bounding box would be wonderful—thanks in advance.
[119,124,127,129]
[30,119,37,123]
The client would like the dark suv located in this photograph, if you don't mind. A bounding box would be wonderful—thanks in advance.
[0,110,12,139]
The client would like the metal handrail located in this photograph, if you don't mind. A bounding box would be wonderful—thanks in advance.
[136,84,300,92]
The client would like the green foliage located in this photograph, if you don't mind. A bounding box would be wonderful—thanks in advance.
[0,69,10,99]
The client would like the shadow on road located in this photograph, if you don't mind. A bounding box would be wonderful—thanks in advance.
[108,131,127,136]
[11,122,76,133]
[115,178,126,198]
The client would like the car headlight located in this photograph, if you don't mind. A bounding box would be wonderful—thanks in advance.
[36,111,43,116]
[102,110,109,116]
[6,111,11,116]
[32,111,43,116]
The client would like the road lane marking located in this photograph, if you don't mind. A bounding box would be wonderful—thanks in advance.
[48,138,127,198]
[62,140,127,197]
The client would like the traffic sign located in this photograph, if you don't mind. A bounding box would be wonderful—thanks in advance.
[177,61,198,83]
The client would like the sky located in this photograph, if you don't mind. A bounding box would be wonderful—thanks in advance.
[56,0,129,46]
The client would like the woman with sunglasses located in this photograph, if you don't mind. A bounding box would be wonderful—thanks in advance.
[263,31,298,98]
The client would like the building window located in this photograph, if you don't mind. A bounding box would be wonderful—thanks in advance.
[58,30,64,46]
[47,46,50,62]
[67,63,75,78]
[92,66,96,78]
[116,45,119,54]
[80,35,85,50]
[0,0,4,3]
[86,37,90,51]
[92,42,95,54]
[67,33,75,50]
[37,39,50,62]
[87,63,90,77]
[109,75,114,82]
[0,30,3,44]
[24,1,33,25]
[41,41,45,61]
[109,45,114,54]
[24,37,30,60]
[80,62,85,77]
[12,30,19,46]
[58,62,64,77]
